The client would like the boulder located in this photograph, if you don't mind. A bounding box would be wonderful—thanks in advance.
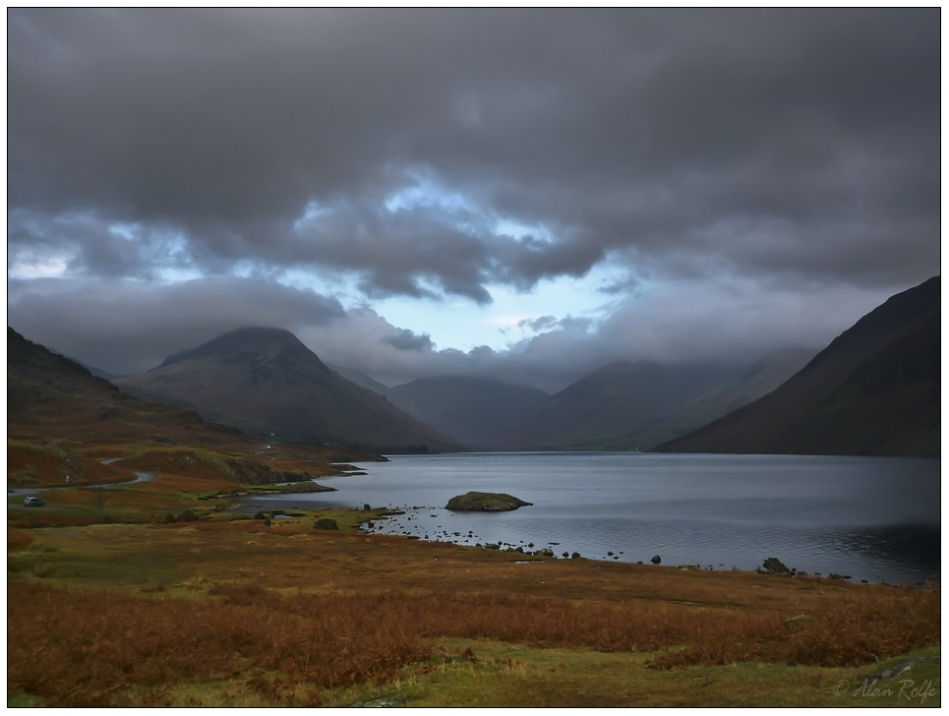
[445,491,533,512]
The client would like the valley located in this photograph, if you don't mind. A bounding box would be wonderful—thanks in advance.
[7,277,941,707]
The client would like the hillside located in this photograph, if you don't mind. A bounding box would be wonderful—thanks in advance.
[8,326,241,451]
[387,376,549,447]
[656,276,940,457]
[493,362,746,451]
[8,327,375,489]
[326,364,394,398]
[116,327,461,453]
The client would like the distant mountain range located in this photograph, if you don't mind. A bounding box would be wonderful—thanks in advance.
[323,367,553,448]
[334,353,816,452]
[656,276,940,457]
[489,352,815,451]
[19,274,937,460]
[115,327,460,453]
[386,376,550,448]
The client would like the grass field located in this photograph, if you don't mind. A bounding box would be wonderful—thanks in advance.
[6,470,941,707]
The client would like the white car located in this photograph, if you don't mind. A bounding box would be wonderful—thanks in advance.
[23,496,45,507]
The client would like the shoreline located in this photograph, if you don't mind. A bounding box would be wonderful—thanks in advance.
[230,493,939,587]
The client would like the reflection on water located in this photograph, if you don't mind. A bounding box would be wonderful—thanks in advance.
[248,452,940,584]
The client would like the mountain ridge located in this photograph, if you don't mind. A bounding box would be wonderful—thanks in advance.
[655,276,940,457]
[116,327,462,453]
[387,375,550,447]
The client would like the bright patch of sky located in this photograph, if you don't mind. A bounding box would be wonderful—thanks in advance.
[277,176,650,353]
[150,266,203,284]
[9,250,72,279]
[370,262,633,352]
[383,172,477,215]
[278,266,364,302]
[292,200,330,232]
[493,217,553,243]
[108,222,139,241]
[383,169,553,243]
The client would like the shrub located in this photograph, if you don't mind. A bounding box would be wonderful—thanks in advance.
[760,557,790,575]
[32,563,55,579]
[313,518,338,531]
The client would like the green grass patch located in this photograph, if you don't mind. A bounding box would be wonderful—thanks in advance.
[320,640,940,708]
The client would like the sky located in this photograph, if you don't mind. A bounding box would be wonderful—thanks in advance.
[7,8,941,391]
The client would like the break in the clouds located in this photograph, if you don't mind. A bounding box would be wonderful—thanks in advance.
[8,9,940,387]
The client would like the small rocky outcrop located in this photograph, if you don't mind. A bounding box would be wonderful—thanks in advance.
[445,491,533,512]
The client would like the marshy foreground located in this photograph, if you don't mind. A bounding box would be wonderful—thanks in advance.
[7,501,940,708]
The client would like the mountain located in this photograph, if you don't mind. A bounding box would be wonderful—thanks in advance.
[386,376,550,447]
[115,327,461,453]
[624,348,817,448]
[494,361,747,451]
[326,363,394,398]
[656,276,940,457]
[7,326,229,447]
[8,327,377,489]
[44,347,125,381]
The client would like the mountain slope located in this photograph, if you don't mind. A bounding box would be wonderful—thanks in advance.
[116,327,461,453]
[387,376,549,447]
[326,364,394,398]
[8,326,236,447]
[8,327,375,489]
[494,362,748,451]
[656,276,940,457]
[623,348,817,448]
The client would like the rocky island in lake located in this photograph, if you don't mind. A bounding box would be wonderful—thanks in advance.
[445,491,533,512]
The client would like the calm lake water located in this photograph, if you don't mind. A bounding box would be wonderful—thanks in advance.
[249,452,940,585]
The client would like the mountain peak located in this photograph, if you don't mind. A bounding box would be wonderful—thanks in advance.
[118,326,461,451]
[156,326,309,370]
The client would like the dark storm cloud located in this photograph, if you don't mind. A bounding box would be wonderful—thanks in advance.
[381,328,434,352]
[8,9,940,388]
[9,8,939,301]
[8,277,345,375]
[292,278,864,393]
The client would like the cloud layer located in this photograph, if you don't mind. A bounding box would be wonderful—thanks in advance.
[8,9,940,388]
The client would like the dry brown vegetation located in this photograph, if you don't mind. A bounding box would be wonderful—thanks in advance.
[11,328,937,707]
[648,586,940,669]
[7,528,34,550]
[9,581,430,706]
[9,575,939,707]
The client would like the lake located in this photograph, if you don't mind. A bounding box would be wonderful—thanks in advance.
[248,452,940,585]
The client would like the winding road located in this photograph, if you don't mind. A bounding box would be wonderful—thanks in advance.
[8,471,157,498]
